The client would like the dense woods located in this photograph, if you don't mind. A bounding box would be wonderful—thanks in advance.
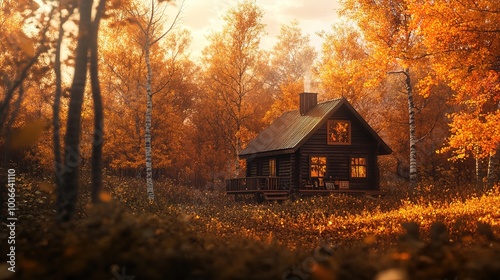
[0,0,500,278]
[1,0,498,192]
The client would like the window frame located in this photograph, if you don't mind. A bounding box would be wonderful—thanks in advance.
[310,156,327,187]
[327,120,351,145]
[350,156,367,179]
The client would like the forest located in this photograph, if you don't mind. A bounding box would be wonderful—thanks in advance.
[0,0,499,279]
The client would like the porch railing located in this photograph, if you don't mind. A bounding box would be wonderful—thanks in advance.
[225,177,289,192]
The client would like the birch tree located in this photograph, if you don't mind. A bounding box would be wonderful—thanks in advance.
[124,0,183,201]
[341,0,433,187]
[413,0,500,187]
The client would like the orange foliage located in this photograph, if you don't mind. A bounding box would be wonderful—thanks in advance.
[412,0,500,161]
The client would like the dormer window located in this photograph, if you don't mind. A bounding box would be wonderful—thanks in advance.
[327,120,351,145]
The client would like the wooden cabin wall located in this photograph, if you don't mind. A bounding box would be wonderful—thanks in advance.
[290,153,299,191]
[246,159,257,177]
[299,105,379,190]
[245,155,293,186]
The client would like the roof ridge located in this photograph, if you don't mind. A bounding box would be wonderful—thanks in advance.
[287,97,343,114]
[316,97,343,105]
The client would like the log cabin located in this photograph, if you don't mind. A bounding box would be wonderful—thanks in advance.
[226,92,392,201]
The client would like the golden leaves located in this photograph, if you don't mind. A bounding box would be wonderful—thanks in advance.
[440,110,500,160]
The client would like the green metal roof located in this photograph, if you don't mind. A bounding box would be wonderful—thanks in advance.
[239,97,392,158]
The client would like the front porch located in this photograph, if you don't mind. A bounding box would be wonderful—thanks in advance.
[225,176,290,194]
[225,177,290,202]
[226,177,384,198]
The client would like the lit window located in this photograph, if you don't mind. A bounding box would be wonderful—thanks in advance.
[310,156,327,186]
[327,120,351,145]
[351,157,367,178]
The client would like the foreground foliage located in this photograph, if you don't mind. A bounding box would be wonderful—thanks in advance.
[1,175,499,279]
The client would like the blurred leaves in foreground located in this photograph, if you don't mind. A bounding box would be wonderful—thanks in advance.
[1,175,499,279]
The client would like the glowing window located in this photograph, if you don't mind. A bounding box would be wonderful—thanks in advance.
[327,120,351,145]
[310,157,327,178]
[351,157,367,178]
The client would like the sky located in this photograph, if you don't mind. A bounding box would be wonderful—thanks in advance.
[173,0,342,59]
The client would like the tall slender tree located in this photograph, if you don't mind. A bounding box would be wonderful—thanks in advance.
[341,0,433,187]
[57,0,106,222]
[53,0,76,205]
[123,0,183,201]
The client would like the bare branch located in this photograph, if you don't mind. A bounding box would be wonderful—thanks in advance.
[150,0,185,46]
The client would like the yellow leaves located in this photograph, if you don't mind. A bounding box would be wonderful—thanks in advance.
[10,119,47,150]
[416,75,439,98]
[441,109,500,160]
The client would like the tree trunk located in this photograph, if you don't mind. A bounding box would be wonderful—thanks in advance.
[487,102,500,187]
[487,150,499,187]
[89,0,106,203]
[235,135,241,177]
[144,42,155,201]
[404,68,418,187]
[53,13,64,193]
[57,0,93,222]
[476,156,488,189]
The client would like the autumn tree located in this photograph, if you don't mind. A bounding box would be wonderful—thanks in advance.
[57,0,106,222]
[340,0,436,187]
[122,0,184,201]
[52,0,77,201]
[99,18,145,173]
[264,20,316,123]
[0,0,57,221]
[0,1,54,149]
[412,0,500,186]
[317,23,378,114]
[201,0,268,177]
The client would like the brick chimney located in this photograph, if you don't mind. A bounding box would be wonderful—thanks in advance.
[299,92,318,115]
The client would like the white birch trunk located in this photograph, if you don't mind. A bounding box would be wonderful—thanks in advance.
[476,157,483,187]
[404,69,418,187]
[145,42,155,201]
[487,150,499,187]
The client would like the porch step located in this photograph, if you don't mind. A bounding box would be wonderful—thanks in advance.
[263,191,289,201]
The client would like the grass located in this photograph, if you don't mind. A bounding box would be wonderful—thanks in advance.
[1,173,500,279]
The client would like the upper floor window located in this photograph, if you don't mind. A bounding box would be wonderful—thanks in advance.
[327,120,351,145]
